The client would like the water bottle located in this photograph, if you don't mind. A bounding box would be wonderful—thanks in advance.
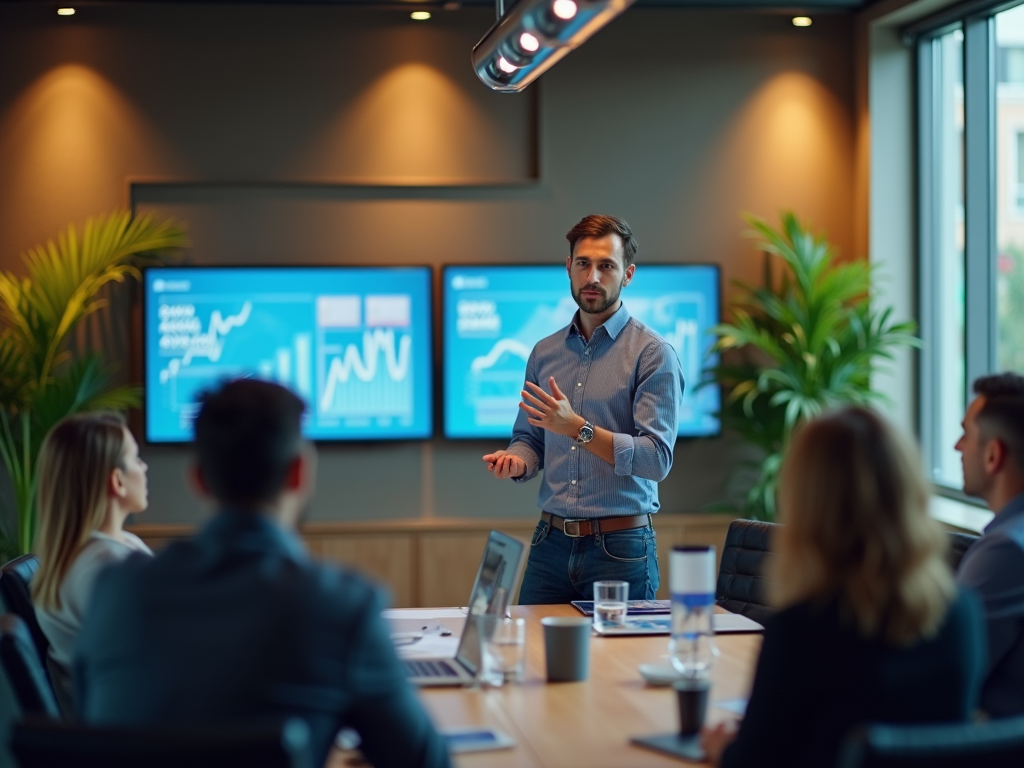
[668,545,718,678]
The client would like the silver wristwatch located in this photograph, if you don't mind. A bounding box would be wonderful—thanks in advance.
[575,420,595,444]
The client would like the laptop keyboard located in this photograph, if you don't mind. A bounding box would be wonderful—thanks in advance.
[404,659,460,678]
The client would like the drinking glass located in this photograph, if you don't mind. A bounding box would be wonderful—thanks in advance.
[593,580,629,630]
[478,615,526,686]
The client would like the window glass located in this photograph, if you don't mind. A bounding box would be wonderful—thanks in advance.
[930,28,967,488]
[998,6,1024,376]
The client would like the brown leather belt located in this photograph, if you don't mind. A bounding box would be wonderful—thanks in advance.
[540,511,651,538]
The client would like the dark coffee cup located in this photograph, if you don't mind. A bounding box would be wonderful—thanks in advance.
[541,616,591,682]
[674,677,711,735]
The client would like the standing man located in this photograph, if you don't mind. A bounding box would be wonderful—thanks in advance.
[76,380,450,768]
[483,214,684,604]
[955,372,1024,717]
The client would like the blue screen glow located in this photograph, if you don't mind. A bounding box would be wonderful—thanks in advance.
[144,266,433,443]
[443,264,720,440]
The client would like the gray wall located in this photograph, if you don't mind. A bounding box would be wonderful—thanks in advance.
[0,4,855,525]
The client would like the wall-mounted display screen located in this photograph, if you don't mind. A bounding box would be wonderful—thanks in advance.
[443,264,720,440]
[144,266,433,443]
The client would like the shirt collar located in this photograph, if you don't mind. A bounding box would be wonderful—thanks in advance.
[201,507,308,562]
[985,491,1024,534]
[567,302,631,341]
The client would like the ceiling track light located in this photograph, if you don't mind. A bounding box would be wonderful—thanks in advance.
[472,0,636,93]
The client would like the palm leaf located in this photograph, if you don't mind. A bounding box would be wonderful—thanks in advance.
[0,210,188,555]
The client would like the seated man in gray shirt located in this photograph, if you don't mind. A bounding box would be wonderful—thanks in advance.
[75,379,450,768]
[955,372,1024,717]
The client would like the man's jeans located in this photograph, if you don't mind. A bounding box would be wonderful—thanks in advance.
[517,517,660,604]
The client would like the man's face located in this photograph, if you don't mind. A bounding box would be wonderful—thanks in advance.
[566,233,635,315]
[956,395,989,498]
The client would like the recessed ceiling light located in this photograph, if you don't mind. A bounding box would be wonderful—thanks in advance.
[57,7,75,15]
[410,10,431,20]
[792,16,812,27]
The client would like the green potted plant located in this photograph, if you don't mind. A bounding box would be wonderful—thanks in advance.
[0,210,188,558]
[706,212,919,520]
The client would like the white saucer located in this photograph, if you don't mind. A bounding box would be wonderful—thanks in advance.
[638,663,683,687]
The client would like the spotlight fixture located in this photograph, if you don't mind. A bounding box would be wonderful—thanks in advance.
[792,16,812,27]
[57,7,75,15]
[472,0,637,92]
[411,10,432,20]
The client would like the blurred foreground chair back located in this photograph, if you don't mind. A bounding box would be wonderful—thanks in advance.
[0,555,50,669]
[0,614,59,719]
[715,519,777,625]
[836,717,1024,768]
[10,716,315,768]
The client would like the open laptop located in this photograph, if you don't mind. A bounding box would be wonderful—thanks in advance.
[400,530,525,687]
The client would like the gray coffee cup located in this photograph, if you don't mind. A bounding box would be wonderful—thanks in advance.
[541,616,591,682]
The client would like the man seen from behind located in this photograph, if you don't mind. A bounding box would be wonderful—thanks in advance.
[75,379,450,768]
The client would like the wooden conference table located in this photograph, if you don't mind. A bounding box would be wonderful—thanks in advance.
[342,605,764,768]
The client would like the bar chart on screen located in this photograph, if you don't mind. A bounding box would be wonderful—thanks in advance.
[145,267,433,443]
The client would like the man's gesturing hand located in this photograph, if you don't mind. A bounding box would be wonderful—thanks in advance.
[482,450,527,479]
[520,377,585,437]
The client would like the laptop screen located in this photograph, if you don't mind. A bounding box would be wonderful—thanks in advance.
[453,530,524,674]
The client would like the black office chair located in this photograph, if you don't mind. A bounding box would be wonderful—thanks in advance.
[946,530,979,572]
[0,614,59,719]
[0,555,51,669]
[10,716,316,768]
[835,717,1024,768]
[715,518,777,626]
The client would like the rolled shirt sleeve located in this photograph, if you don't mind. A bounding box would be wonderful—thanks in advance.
[612,342,683,480]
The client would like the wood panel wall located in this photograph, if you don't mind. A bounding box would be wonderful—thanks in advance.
[129,513,737,607]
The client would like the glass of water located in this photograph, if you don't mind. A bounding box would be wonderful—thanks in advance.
[593,580,629,630]
[478,615,527,686]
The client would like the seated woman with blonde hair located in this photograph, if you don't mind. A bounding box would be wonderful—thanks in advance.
[32,412,153,707]
[702,406,985,767]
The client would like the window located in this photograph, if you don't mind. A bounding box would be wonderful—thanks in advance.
[998,8,1024,373]
[920,26,966,489]
[919,2,1024,492]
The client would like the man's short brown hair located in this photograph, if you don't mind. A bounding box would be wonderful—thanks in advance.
[973,373,1024,474]
[565,215,638,267]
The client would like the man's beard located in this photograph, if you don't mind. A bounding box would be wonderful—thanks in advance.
[572,282,621,314]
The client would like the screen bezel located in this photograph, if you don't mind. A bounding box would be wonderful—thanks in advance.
[141,264,435,445]
[439,261,723,442]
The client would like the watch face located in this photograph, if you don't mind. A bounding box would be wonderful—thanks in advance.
[578,423,594,443]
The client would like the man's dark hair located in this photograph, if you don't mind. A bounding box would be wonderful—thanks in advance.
[194,379,306,505]
[974,373,1024,474]
[565,214,638,267]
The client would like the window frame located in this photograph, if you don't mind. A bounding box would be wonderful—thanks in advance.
[917,4,1006,494]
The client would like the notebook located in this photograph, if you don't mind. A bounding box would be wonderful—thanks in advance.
[571,599,671,616]
[398,530,525,686]
[592,612,764,636]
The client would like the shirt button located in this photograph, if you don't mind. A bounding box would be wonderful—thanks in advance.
[571,446,576,451]
[585,349,591,356]
[571,480,577,485]
[577,383,582,387]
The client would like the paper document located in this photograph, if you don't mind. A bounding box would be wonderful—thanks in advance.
[713,613,764,633]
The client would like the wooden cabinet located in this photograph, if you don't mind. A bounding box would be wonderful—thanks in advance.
[129,513,737,607]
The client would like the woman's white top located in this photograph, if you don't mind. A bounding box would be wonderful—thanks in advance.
[35,530,153,671]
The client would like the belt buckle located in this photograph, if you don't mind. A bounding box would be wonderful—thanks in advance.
[562,519,583,537]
